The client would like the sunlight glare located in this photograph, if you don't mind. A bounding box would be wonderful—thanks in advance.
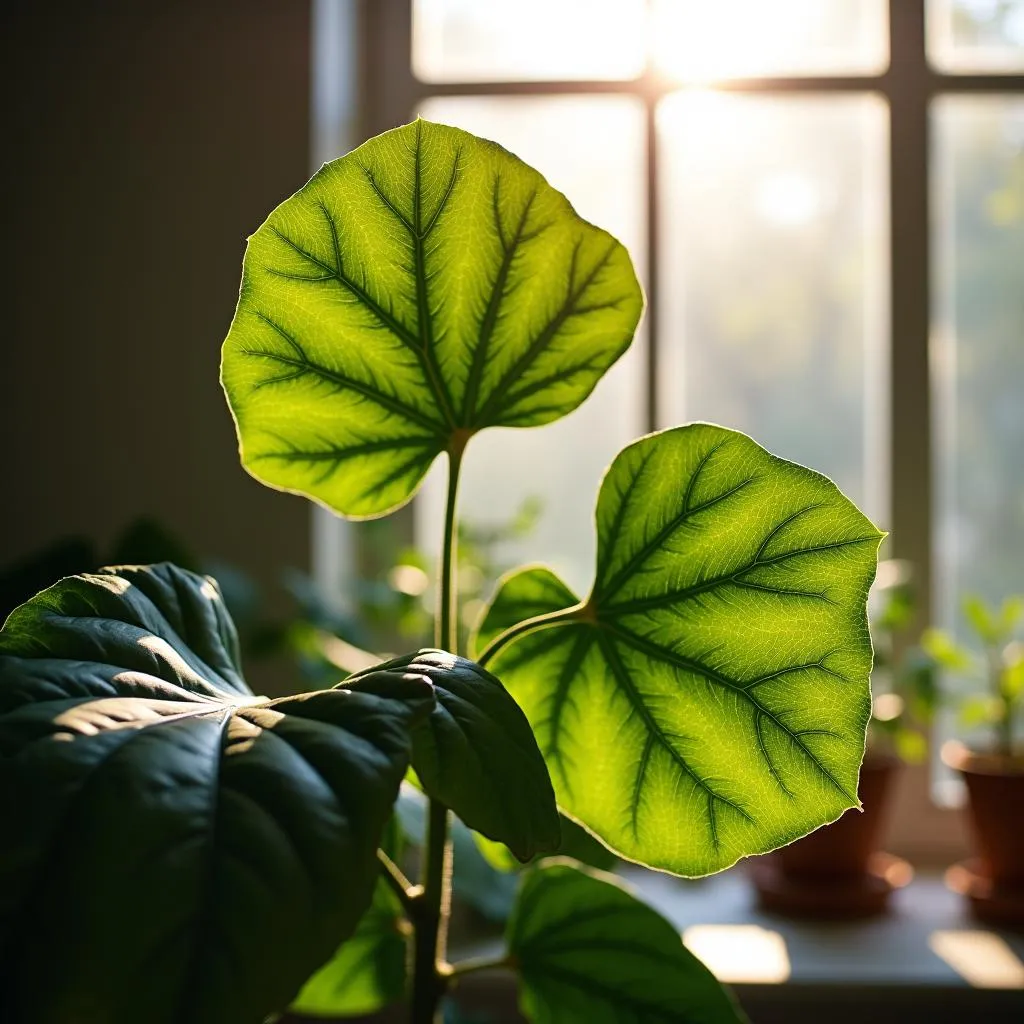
[414,0,645,82]
[929,930,1024,988]
[651,0,888,82]
[683,924,791,983]
[754,172,825,227]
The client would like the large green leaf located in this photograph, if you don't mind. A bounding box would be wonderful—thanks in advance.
[350,649,560,862]
[508,860,745,1024]
[0,564,435,1024]
[474,424,883,876]
[221,118,643,518]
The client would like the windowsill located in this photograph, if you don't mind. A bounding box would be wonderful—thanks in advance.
[624,864,1023,988]
[445,866,1024,1024]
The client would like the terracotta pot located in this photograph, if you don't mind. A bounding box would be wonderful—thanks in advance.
[774,754,898,879]
[942,745,1024,924]
[748,755,911,918]
[954,751,1024,887]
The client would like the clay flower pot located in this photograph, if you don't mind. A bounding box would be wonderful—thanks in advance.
[944,744,1024,926]
[748,754,912,918]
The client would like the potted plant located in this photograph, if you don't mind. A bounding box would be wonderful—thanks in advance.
[748,559,935,917]
[0,120,884,1023]
[926,595,1024,925]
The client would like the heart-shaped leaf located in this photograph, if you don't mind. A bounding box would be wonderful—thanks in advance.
[350,649,560,862]
[508,860,745,1024]
[0,564,434,1024]
[474,424,883,876]
[221,118,643,518]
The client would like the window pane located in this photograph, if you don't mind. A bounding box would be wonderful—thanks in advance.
[413,0,646,82]
[650,0,889,80]
[933,96,1024,639]
[928,0,1024,72]
[415,97,646,596]
[657,93,889,521]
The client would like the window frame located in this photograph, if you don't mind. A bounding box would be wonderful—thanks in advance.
[321,0,1024,861]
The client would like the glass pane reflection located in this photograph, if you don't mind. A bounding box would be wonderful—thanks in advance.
[933,97,1024,630]
[928,0,1024,72]
[413,0,646,82]
[651,0,889,80]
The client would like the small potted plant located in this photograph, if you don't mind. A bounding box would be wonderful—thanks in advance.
[927,595,1024,925]
[749,559,935,917]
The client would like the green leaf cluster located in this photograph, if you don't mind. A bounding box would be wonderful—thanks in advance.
[2,119,883,1024]
[923,593,1024,757]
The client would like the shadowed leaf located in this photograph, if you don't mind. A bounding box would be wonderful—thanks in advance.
[508,860,745,1023]
[0,564,435,1024]
[349,649,560,862]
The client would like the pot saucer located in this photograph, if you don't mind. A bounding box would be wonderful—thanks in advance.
[749,851,913,919]
[945,859,1024,928]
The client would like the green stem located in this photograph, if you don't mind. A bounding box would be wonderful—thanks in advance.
[410,800,453,1023]
[446,953,514,979]
[411,439,466,1024]
[437,438,465,655]
[377,849,420,911]
[477,602,589,669]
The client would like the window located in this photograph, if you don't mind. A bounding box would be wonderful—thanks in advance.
[318,1,1024,815]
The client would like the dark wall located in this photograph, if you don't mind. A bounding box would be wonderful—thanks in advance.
[1,1,312,592]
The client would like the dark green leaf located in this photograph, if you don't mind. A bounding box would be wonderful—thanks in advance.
[474,814,617,874]
[0,564,434,1024]
[221,119,643,518]
[475,425,883,876]
[349,650,560,862]
[508,860,745,1024]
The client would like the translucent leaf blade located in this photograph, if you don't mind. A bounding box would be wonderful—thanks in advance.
[221,119,643,518]
[479,425,883,876]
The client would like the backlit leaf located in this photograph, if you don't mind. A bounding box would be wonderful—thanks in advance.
[221,119,643,519]
[475,425,882,876]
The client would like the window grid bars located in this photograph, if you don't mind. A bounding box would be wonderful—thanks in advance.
[359,0,1024,640]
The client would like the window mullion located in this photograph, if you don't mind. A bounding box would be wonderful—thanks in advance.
[888,0,933,637]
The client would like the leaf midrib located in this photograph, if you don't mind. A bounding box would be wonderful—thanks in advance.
[595,473,756,604]
[597,633,753,850]
[461,182,537,425]
[474,239,621,426]
[601,532,879,616]
[242,308,444,436]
